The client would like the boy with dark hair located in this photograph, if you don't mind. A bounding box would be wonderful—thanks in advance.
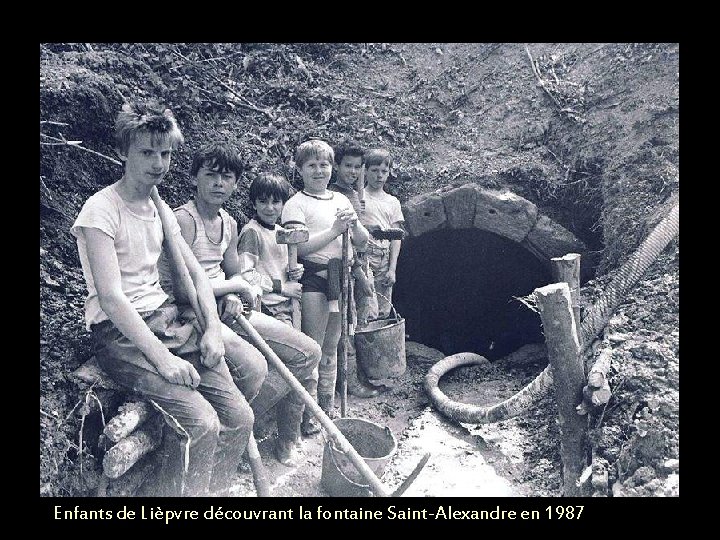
[239,174,302,326]
[71,102,266,496]
[329,141,380,398]
[164,148,321,465]
[359,148,405,320]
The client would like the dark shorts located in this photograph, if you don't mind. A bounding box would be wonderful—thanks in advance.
[300,271,328,295]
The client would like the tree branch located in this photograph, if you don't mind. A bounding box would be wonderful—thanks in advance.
[40,133,122,166]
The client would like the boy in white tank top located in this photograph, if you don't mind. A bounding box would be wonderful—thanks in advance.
[166,145,321,465]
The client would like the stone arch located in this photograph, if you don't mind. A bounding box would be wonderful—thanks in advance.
[402,183,587,268]
[393,183,587,360]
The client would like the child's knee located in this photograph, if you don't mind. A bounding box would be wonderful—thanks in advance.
[245,350,268,400]
[224,399,254,433]
[186,403,221,442]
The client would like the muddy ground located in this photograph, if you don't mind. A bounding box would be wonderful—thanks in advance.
[40,43,679,498]
[231,349,557,497]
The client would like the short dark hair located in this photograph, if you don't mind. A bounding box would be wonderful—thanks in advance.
[114,100,184,155]
[364,148,393,169]
[249,173,294,203]
[334,140,365,166]
[190,142,244,179]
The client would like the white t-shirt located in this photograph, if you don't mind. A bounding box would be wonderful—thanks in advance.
[360,189,404,250]
[281,190,355,265]
[71,184,180,330]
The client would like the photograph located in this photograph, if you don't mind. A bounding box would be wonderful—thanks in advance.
[40,42,679,501]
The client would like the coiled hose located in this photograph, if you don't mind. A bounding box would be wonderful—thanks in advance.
[425,198,679,424]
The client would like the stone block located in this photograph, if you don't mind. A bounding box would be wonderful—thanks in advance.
[523,215,586,260]
[403,192,447,237]
[442,183,478,229]
[473,190,538,242]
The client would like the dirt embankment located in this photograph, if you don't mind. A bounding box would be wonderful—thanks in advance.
[40,43,678,497]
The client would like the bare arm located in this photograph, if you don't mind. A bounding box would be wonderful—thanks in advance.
[175,231,225,367]
[294,208,357,257]
[385,220,404,287]
[84,227,200,388]
[350,219,370,251]
[175,211,253,299]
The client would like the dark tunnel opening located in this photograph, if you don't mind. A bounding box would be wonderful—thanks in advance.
[393,228,552,361]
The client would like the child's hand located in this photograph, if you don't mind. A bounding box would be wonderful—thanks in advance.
[282,281,303,299]
[331,210,354,235]
[156,353,201,388]
[199,325,225,369]
[287,263,304,281]
[219,293,246,324]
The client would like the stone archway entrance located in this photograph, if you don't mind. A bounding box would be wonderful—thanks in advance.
[393,183,587,360]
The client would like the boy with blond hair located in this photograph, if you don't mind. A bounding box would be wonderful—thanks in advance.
[281,139,369,418]
[71,101,266,496]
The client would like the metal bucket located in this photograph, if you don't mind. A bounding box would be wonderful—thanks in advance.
[354,296,406,379]
[321,417,397,497]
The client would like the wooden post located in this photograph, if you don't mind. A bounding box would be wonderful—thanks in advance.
[551,253,581,329]
[339,229,350,417]
[535,282,588,497]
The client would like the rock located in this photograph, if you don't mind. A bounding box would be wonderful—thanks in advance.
[522,214,586,260]
[607,332,630,343]
[662,458,679,473]
[631,465,656,486]
[473,189,538,242]
[442,184,478,229]
[403,192,447,237]
[663,473,679,496]
[405,341,445,364]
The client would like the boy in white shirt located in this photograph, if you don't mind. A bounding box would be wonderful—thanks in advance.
[359,148,405,320]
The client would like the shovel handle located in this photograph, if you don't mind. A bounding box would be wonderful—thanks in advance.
[233,313,391,497]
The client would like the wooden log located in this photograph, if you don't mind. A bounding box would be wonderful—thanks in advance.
[106,452,162,497]
[581,349,612,409]
[104,401,155,443]
[551,253,581,332]
[583,383,612,407]
[587,350,612,389]
[103,416,162,479]
[535,282,588,497]
[71,356,122,391]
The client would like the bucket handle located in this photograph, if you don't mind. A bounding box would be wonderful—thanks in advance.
[375,292,402,323]
[328,440,373,494]
[322,425,395,496]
